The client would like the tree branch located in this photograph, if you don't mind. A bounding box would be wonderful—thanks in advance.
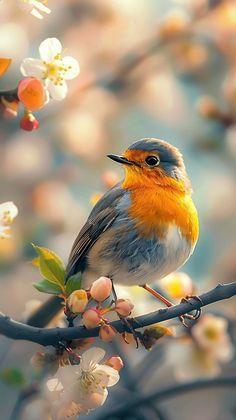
[95,376,236,420]
[0,282,235,347]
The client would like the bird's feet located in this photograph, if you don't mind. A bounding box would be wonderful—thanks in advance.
[118,315,142,348]
[141,284,203,328]
[179,295,203,326]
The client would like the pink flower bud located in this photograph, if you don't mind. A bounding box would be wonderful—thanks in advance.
[20,111,39,131]
[67,290,88,314]
[82,308,102,329]
[99,324,117,342]
[115,298,134,317]
[90,276,112,302]
[105,356,124,371]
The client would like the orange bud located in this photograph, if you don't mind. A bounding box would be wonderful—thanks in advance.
[20,111,39,131]
[0,58,12,77]
[67,290,88,314]
[115,298,134,317]
[90,276,112,302]
[99,324,117,342]
[18,77,47,111]
[82,308,102,329]
[105,356,124,371]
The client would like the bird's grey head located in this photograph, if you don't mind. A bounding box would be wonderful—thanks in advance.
[128,138,188,181]
[107,138,191,190]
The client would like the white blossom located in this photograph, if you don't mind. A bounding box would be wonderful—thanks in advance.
[17,0,51,19]
[47,347,120,418]
[21,38,80,101]
[0,201,18,238]
[169,314,234,381]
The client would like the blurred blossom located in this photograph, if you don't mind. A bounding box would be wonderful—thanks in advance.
[222,69,236,112]
[32,180,82,228]
[138,70,187,123]
[0,230,21,261]
[196,95,219,119]
[102,170,119,189]
[16,0,51,19]
[206,175,236,222]
[160,272,194,300]
[170,314,233,381]
[2,135,52,180]
[0,23,28,59]
[210,0,236,34]
[73,88,118,119]
[191,314,233,360]
[21,37,80,100]
[0,201,18,238]
[21,399,51,420]
[168,41,207,73]
[46,347,120,417]
[159,9,190,38]
[60,112,107,160]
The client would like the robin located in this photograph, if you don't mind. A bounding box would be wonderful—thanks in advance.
[28,138,199,328]
[66,138,199,312]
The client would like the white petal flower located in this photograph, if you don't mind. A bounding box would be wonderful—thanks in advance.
[17,1,51,20]
[192,314,234,360]
[20,37,80,101]
[47,347,120,417]
[0,202,18,238]
[20,58,46,78]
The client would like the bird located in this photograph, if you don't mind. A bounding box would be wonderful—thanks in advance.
[65,137,199,309]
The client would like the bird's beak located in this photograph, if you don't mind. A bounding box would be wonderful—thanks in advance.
[107,154,133,166]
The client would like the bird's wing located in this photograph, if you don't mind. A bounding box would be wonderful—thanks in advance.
[66,182,125,279]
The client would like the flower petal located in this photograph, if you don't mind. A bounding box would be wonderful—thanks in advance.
[20,58,46,78]
[95,365,120,387]
[0,202,18,220]
[46,79,68,101]
[30,0,51,14]
[62,56,80,80]
[39,37,62,62]
[46,378,63,392]
[81,347,105,371]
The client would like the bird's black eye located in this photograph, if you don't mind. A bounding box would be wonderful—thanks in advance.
[145,155,160,167]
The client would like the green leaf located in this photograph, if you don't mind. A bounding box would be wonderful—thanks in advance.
[32,244,66,288]
[0,368,25,387]
[65,274,82,297]
[33,279,63,295]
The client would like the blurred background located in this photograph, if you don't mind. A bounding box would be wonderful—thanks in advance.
[0,0,236,419]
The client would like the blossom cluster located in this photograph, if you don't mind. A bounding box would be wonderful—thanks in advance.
[0,37,79,131]
[0,202,18,239]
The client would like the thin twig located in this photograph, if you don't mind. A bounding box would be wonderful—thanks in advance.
[0,282,235,346]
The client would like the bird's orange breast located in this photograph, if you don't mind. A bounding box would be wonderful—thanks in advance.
[123,177,199,244]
